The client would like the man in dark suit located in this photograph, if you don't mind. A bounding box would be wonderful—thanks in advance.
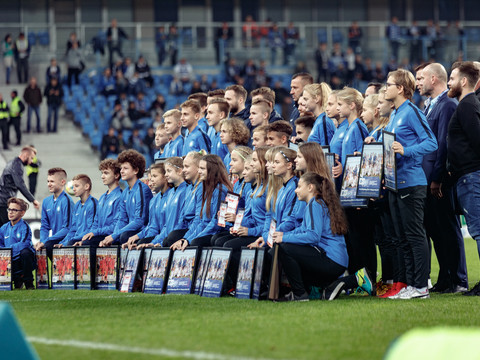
[421,63,467,293]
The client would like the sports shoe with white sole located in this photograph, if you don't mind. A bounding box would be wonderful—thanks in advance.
[388,285,411,299]
[398,286,430,299]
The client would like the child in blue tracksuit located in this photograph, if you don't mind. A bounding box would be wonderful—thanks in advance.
[181,100,211,156]
[56,174,98,247]
[100,150,153,247]
[302,83,335,146]
[77,159,122,248]
[273,173,349,301]
[0,197,35,289]
[125,163,171,249]
[162,109,184,158]
[170,154,233,250]
[36,167,74,258]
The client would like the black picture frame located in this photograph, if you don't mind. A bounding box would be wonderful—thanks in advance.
[120,249,142,293]
[118,248,129,286]
[340,155,369,208]
[324,152,335,180]
[194,248,212,295]
[383,130,397,192]
[166,247,199,295]
[52,247,76,290]
[252,248,265,300]
[356,142,384,199]
[75,247,92,290]
[35,249,49,290]
[235,247,256,299]
[144,248,171,295]
[141,248,153,292]
[321,145,330,153]
[202,247,232,298]
[0,248,12,291]
[95,247,119,291]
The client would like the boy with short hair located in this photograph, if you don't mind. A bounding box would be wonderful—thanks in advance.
[249,99,271,128]
[36,168,74,258]
[206,98,229,159]
[0,197,35,289]
[77,159,122,247]
[162,109,184,158]
[252,125,268,148]
[188,92,209,133]
[294,115,316,143]
[250,86,283,122]
[266,120,293,147]
[55,174,98,247]
[153,124,169,161]
[99,150,153,246]
[181,99,211,155]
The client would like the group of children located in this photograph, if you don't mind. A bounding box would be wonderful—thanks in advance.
[0,68,441,301]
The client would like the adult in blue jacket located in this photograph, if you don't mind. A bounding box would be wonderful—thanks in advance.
[420,63,466,293]
[100,150,153,246]
[0,198,35,289]
[78,159,122,247]
[273,173,349,302]
[381,69,438,300]
[56,174,98,247]
[36,167,74,258]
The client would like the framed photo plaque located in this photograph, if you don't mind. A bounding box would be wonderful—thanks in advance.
[120,249,142,293]
[194,248,211,295]
[95,247,119,290]
[52,247,75,290]
[75,247,91,290]
[36,249,49,289]
[0,249,12,291]
[235,248,256,299]
[202,248,231,298]
[144,248,171,294]
[166,247,199,295]
[339,155,368,208]
[383,131,397,192]
[357,143,383,199]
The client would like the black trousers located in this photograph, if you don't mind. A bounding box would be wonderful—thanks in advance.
[278,243,346,296]
[17,58,28,83]
[210,231,232,247]
[112,230,138,246]
[345,208,377,277]
[12,248,36,283]
[424,183,464,288]
[9,117,21,145]
[0,119,8,149]
[223,235,258,286]
[67,68,80,87]
[378,199,396,282]
[162,229,188,248]
[389,185,429,288]
[82,235,106,248]
[44,238,63,259]
[190,235,213,248]
[137,236,155,245]
[29,173,38,196]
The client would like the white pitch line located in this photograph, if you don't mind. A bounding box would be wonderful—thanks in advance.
[5,294,138,303]
[28,337,286,360]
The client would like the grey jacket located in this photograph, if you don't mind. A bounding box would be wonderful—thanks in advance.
[0,157,34,205]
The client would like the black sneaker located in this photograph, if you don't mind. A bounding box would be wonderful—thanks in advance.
[25,281,35,290]
[463,282,480,296]
[323,280,345,301]
[13,281,24,290]
[275,291,309,302]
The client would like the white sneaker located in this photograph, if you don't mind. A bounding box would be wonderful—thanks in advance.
[388,285,410,299]
[398,286,430,300]
[427,278,433,290]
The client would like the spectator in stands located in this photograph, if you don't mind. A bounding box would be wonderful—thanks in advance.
[115,69,128,95]
[255,67,271,88]
[284,22,299,65]
[155,26,167,66]
[268,23,284,66]
[167,24,179,66]
[44,76,64,133]
[107,18,129,66]
[330,42,345,72]
[111,100,133,132]
[408,21,423,65]
[190,81,203,95]
[135,55,153,87]
[134,92,148,118]
[174,58,194,86]
[3,34,14,85]
[123,57,135,81]
[348,21,363,53]
[118,92,129,110]
[45,58,61,84]
[100,67,116,97]
[100,127,120,160]
[241,59,257,91]
[199,75,210,93]
[66,41,84,87]
[149,93,166,118]
[169,76,184,96]
[242,15,259,48]
[215,22,233,64]
[14,32,30,84]
[128,128,150,160]
[387,16,401,61]
[127,100,141,122]
[23,77,42,133]
[315,43,330,83]
[128,72,146,96]
[225,58,241,84]
[66,32,81,54]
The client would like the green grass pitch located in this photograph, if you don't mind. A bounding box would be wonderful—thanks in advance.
[2,238,480,360]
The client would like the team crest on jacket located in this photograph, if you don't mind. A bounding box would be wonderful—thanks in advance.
[57,206,61,212]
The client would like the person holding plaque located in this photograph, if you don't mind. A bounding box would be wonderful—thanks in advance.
[272,173,349,302]
[0,198,35,289]
[381,69,437,299]
[170,154,233,250]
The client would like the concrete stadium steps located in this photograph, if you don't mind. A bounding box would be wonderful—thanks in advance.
[0,84,106,220]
